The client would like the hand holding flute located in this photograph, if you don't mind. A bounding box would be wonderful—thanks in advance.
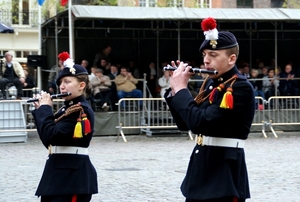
[27,92,72,103]
[164,65,218,75]
[27,91,71,110]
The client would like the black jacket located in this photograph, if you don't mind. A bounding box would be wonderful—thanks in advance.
[165,66,255,200]
[32,95,98,196]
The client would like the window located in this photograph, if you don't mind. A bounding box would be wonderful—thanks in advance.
[196,0,210,8]
[167,0,183,7]
[12,0,19,24]
[237,0,253,8]
[139,0,157,7]
[271,0,284,8]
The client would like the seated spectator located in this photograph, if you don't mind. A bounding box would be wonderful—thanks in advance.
[96,58,111,75]
[115,67,142,109]
[158,70,170,98]
[91,68,111,111]
[108,64,119,111]
[262,68,279,100]
[249,69,265,108]
[0,52,25,99]
[88,66,97,82]
[278,64,299,96]
[243,64,251,79]
[23,69,35,97]
[81,59,89,69]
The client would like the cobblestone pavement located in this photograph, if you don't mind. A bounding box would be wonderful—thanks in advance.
[1,132,300,202]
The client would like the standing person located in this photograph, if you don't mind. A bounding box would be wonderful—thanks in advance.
[31,52,98,201]
[0,51,25,99]
[164,17,255,202]
[145,62,157,97]
[48,59,64,94]
[94,45,113,66]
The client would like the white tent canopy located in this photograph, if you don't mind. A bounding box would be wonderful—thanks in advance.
[71,6,300,21]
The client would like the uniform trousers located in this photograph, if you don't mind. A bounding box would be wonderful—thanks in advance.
[40,194,92,202]
[185,196,245,202]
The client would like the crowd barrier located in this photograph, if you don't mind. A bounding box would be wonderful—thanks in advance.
[116,96,300,142]
[1,96,299,143]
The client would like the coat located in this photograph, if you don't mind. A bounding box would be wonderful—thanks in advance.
[91,74,112,96]
[165,66,255,200]
[32,95,98,196]
[2,61,25,79]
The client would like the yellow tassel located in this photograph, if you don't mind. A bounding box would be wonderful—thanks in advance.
[220,87,234,109]
[73,118,83,138]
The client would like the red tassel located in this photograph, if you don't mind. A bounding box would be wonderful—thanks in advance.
[81,113,91,135]
[72,194,77,202]
[209,84,224,104]
[233,196,238,202]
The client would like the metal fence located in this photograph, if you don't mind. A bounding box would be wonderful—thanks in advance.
[1,96,300,143]
[115,96,300,142]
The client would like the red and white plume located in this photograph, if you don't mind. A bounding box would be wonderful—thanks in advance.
[201,17,219,41]
[58,51,76,74]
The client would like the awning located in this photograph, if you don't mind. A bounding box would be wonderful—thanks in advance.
[71,6,300,21]
[0,22,14,33]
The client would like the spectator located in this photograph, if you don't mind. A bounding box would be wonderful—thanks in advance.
[94,45,113,66]
[257,61,265,75]
[278,64,299,96]
[188,73,203,98]
[96,58,111,75]
[243,64,251,79]
[23,69,35,97]
[262,68,279,100]
[91,68,111,111]
[88,66,97,82]
[81,59,89,69]
[158,70,170,98]
[129,60,140,79]
[249,69,265,108]
[48,59,64,94]
[0,52,25,99]
[115,67,142,109]
[145,62,157,98]
[108,64,119,111]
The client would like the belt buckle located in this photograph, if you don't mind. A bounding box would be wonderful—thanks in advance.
[48,145,52,154]
[197,135,203,146]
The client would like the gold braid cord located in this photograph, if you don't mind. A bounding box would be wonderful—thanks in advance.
[54,104,84,123]
[194,75,210,105]
[194,74,238,105]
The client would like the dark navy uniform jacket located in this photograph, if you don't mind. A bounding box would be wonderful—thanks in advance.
[165,66,255,200]
[32,95,98,196]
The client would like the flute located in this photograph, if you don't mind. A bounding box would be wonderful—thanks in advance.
[27,92,72,103]
[163,65,218,75]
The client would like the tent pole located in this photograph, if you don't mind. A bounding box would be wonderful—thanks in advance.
[37,5,42,92]
[68,0,74,59]
[178,21,180,61]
